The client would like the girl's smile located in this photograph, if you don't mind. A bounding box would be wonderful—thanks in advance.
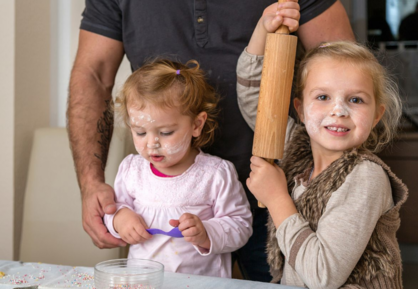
[324,124,350,136]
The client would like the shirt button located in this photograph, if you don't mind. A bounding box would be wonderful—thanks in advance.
[197,16,204,23]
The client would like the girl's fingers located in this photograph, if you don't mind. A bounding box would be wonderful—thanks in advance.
[249,171,254,180]
[136,214,148,229]
[131,231,147,244]
[250,156,268,166]
[182,226,199,237]
[246,177,251,187]
[277,1,300,32]
[283,19,300,32]
[133,224,151,240]
[264,1,299,16]
[178,213,193,224]
[263,3,280,15]
[277,8,300,21]
[122,233,135,245]
[178,214,196,231]
[250,156,259,165]
[268,15,284,32]
[169,219,180,227]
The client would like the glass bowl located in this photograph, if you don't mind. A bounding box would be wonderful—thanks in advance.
[94,258,164,289]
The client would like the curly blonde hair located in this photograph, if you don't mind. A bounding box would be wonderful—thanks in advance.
[295,41,402,153]
[115,58,219,149]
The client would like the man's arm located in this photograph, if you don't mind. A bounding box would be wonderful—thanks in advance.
[67,30,126,248]
[297,0,355,50]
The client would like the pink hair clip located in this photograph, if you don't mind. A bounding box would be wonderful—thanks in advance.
[176,69,181,75]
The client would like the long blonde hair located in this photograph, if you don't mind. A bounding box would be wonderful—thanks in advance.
[295,41,402,153]
[116,58,219,149]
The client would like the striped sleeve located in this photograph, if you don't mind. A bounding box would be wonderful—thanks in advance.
[236,47,264,130]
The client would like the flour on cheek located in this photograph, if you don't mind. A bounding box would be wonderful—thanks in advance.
[135,145,144,154]
[304,102,324,136]
[162,133,190,159]
[129,109,156,156]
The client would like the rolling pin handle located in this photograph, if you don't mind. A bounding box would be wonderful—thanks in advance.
[257,158,276,208]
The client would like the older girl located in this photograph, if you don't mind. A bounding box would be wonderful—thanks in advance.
[237,38,408,288]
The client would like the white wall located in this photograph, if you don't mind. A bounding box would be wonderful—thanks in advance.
[0,0,131,261]
[0,1,15,261]
[50,0,131,127]
[0,0,51,260]
[14,0,51,259]
[50,1,71,127]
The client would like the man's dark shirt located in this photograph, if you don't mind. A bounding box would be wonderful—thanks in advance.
[81,0,337,209]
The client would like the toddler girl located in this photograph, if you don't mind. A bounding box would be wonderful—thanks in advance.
[237,19,408,288]
[104,59,252,278]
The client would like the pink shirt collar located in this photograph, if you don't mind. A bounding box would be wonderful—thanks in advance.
[150,163,177,178]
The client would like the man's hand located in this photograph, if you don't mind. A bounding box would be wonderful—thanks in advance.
[113,208,152,245]
[68,30,125,249]
[81,181,127,248]
[170,214,210,249]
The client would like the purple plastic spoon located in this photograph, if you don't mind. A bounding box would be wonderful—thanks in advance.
[146,227,183,238]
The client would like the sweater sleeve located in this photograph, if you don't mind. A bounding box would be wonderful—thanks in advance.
[236,47,297,145]
[236,47,264,131]
[198,160,253,255]
[103,154,136,238]
[276,161,394,289]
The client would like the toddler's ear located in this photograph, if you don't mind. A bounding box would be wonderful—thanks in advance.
[192,112,207,137]
[293,98,304,123]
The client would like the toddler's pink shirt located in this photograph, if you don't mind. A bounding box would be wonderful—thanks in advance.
[104,151,252,278]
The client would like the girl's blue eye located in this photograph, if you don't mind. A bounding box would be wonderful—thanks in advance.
[160,131,174,136]
[136,132,146,136]
[349,97,363,104]
[317,95,328,101]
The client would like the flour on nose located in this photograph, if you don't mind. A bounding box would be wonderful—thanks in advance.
[330,97,350,117]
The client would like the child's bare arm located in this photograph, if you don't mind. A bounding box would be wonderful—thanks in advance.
[113,208,152,244]
[247,0,300,55]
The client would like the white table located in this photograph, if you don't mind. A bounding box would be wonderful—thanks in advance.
[0,260,301,289]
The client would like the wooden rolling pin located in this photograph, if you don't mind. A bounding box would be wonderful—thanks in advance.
[252,0,298,208]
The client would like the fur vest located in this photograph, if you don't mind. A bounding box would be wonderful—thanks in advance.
[266,126,408,288]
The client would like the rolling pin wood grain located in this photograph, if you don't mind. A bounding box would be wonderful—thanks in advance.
[253,0,298,208]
